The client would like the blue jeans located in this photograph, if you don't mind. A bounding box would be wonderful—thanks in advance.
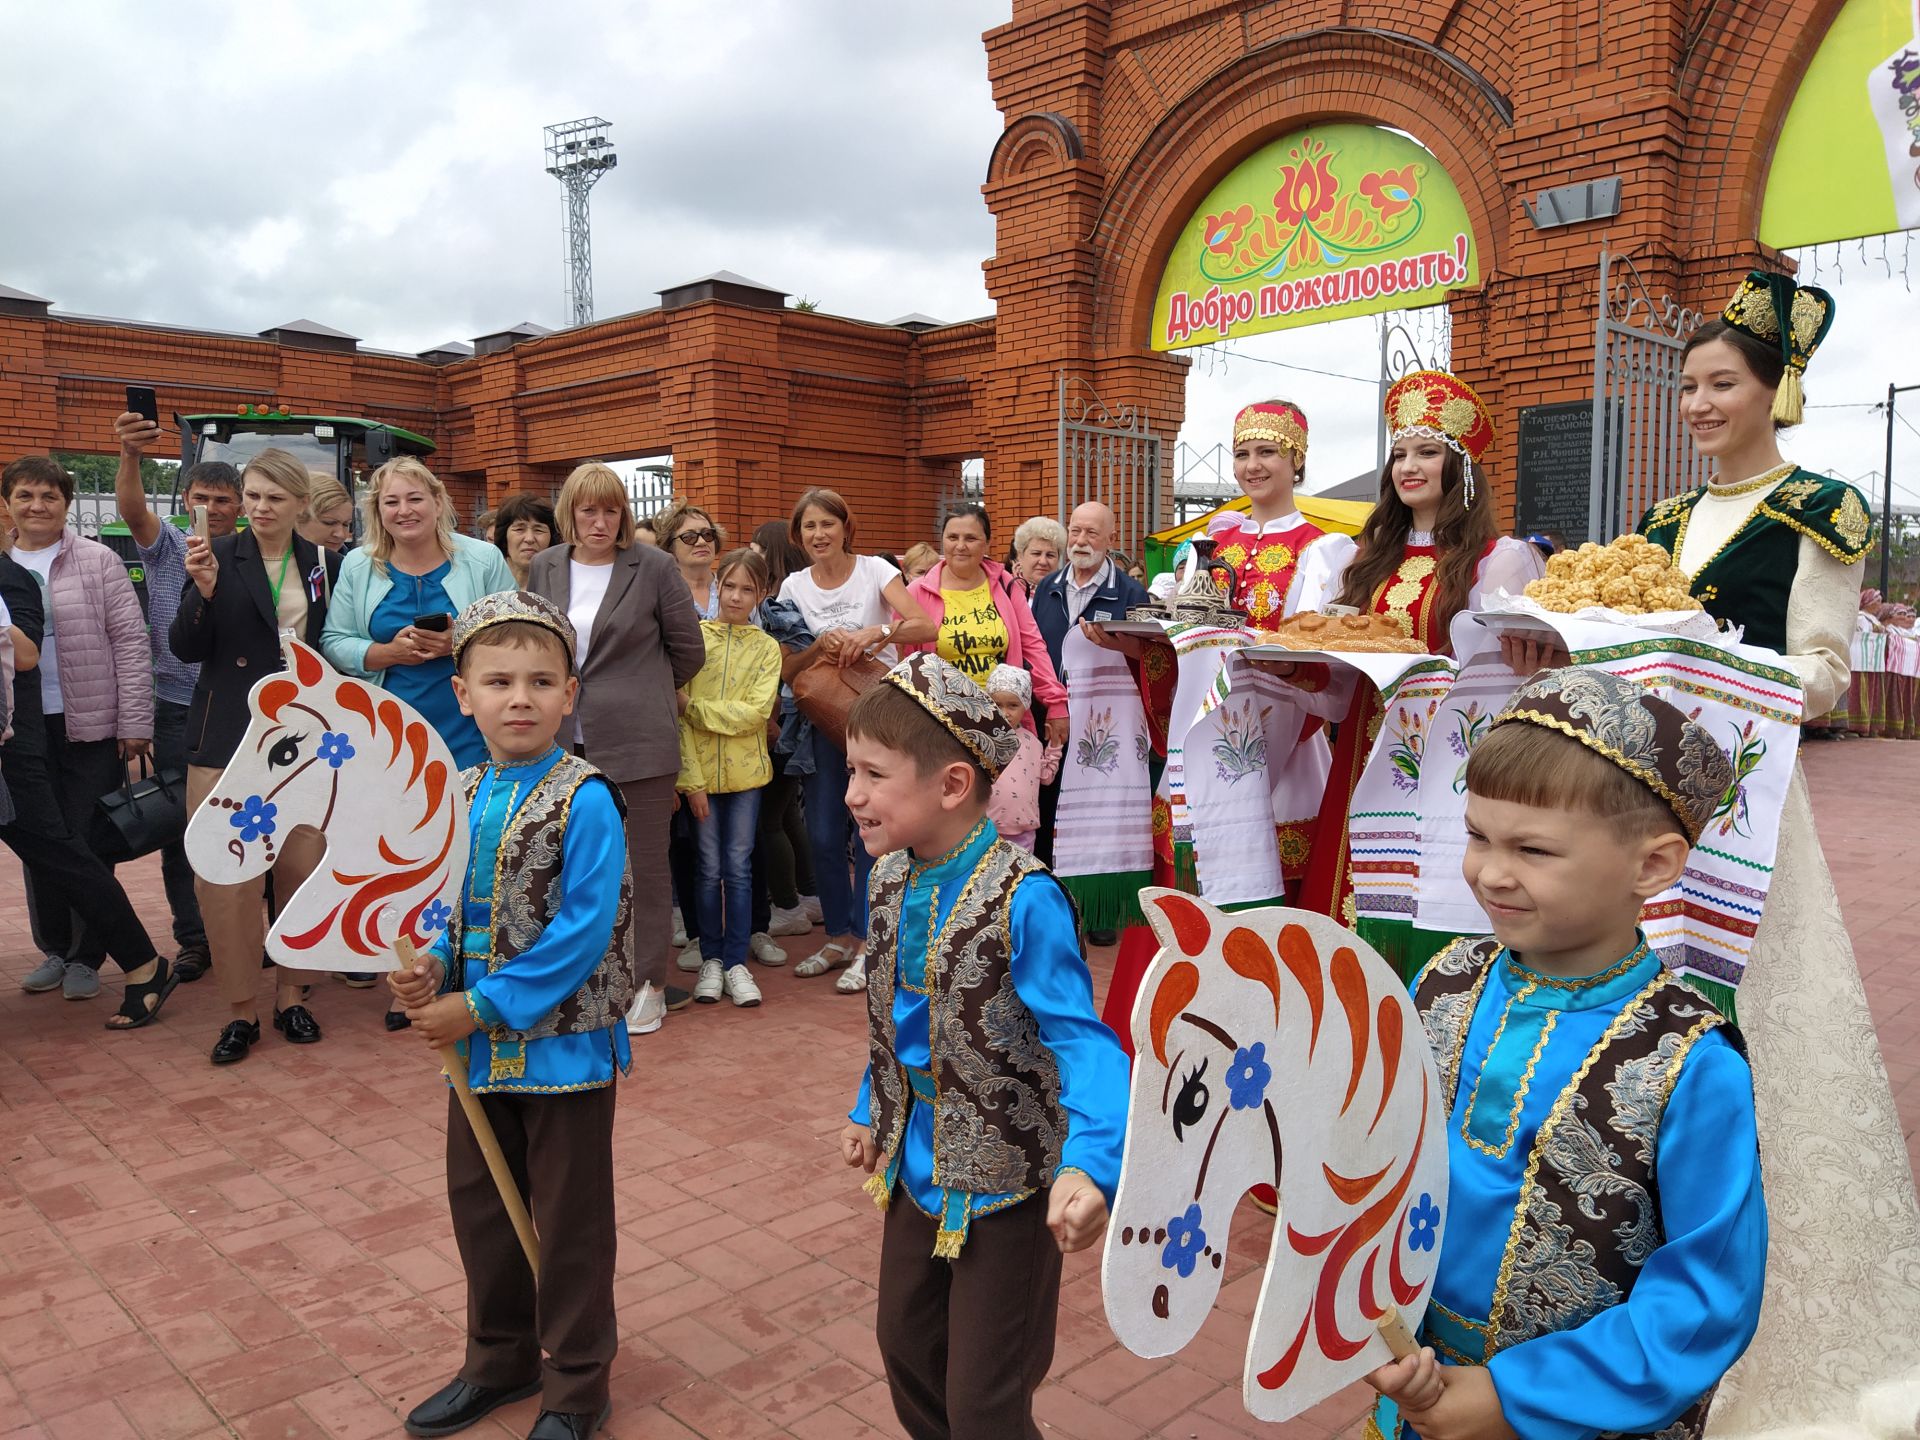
[696,789,762,968]
[802,728,873,940]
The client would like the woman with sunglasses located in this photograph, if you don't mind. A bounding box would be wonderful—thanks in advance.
[656,501,726,969]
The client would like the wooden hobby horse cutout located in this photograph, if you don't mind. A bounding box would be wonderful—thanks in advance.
[1101,889,1445,1422]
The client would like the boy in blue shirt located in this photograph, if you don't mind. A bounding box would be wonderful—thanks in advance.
[838,653,1129,1440]
[1367,667,1766,1440]
[391,591,633,1440]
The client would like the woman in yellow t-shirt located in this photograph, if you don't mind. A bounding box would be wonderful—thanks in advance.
[904,505,1068,744]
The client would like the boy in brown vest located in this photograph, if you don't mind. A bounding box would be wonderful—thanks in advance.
[391,591,634,1440]
[838,653,1129,1440]
[1366,667,1766,1440]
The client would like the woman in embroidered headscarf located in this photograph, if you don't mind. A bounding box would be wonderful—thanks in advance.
[1291,371,1543,968]
[1530,271,1918,1434]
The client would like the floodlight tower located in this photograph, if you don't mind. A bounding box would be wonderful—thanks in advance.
[544,117,617,327]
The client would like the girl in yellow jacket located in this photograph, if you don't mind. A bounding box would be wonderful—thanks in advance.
[678,549,783,1007]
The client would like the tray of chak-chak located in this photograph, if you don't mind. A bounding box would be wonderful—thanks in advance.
[1474,534,1724,644]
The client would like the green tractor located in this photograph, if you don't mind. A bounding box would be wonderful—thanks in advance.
[96,404,436,579]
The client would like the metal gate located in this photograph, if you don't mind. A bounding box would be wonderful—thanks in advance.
[1057,372,1161,549]
[1589,249,1706,541]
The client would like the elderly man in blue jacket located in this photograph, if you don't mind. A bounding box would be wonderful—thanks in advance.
[1028,501,1150,878]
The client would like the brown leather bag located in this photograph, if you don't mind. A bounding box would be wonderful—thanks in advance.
[790,653,889,752]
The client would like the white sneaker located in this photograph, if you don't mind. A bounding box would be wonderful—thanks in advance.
[768,905,812,937]
[694,959,725,1003]
[676,939,704,972]
[835,953,869,994]
[626,982,665,1035]
[798,894,824,926]
[670,906,688,948]
[723,966,763,1007]
[749,932,787,966]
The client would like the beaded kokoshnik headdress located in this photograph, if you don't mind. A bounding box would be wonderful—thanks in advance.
[1382,369,1496,509]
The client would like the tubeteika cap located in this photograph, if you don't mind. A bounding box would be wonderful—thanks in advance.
[452,589,577,667]
[882,653,1022,779]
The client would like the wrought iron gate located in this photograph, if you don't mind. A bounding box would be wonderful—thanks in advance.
[1057,372,1161,549]
[1589,249,1706,540]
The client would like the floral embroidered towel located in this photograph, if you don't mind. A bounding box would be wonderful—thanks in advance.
[1053,627,1153,926]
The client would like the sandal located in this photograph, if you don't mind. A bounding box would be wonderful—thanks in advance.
[835,953,869,994]
[794,942,854,978]
[104,957,179,1031]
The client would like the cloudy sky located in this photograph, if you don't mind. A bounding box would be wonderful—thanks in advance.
[3,0,1914,513]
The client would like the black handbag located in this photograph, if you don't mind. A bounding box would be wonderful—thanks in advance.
[91,756,189,863]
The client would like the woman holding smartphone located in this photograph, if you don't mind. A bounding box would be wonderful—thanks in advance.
[321,457,515,771]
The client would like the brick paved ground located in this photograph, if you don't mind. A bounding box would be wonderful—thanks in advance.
[1,737,1915,1440]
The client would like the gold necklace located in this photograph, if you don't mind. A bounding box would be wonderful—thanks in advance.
[1706,462,1795,499]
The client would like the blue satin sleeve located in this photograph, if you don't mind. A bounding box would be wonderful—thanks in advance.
[1484,1030,1766,1440]
[851,1066,873,1126]
[468,779,626,1032]
[1008,873,1130,1202]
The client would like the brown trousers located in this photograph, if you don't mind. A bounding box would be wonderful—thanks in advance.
[612,773,675,990]
[447,1082,618,1415]
[875,1194,1064,1440]
[186,765,326,1007]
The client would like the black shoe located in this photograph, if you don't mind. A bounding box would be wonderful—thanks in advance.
[211,1019,261,1065]
[273,1004,322,1043]
[404,1377,541,1438]
[663,985,693,1012]
[385,1008,414,1032]
[526,1403,610,1440]
[105,956,179,1031]
[1087,928,1118,946]
[173,943,210,983]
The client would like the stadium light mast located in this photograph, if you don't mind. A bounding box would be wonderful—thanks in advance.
[543,117,617,327]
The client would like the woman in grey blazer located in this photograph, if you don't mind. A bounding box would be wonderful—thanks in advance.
[529,463,704,1032]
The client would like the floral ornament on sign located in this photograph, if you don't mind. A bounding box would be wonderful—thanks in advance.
[420,898,453,936]
[1161,1204,1208,1278]
[229,795,278,843]
[1199,136,1430,283]
[1406,1193,1440,1253]
[1226,1043,1273,1110]
[315,732,356,769]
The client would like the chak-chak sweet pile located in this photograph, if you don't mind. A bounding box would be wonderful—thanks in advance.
[1524,534,1702,615]
[1266,611,1427,653]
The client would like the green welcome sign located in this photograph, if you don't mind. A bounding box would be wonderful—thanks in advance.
[1151,123,1480,351]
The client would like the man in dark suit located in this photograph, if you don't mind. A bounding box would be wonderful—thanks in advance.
[1028,501,1149,877]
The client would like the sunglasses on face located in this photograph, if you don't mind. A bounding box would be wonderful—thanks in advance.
[673,528,718,546]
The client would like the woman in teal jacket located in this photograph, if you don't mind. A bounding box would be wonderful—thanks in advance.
[320,459,516,771]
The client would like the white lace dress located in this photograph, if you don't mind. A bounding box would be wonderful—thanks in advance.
[1681,482,1920,1438]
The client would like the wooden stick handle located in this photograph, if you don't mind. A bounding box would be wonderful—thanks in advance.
[1376,1306,1419,1360]
[396,937,541,1278]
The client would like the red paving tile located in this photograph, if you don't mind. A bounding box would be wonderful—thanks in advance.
[1,738,1915,1438]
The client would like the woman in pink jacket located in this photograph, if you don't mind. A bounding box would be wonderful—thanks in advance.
[3,455,167,1020]
[904,504,1068,746]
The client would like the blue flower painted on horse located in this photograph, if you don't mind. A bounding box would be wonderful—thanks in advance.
[230,796,278,843]
[420,899,453,936]
[1407,1193,1440,1252]
[316,732,356,769]
[1161,1204,1207,1278]
[1226,1043,1272,1110]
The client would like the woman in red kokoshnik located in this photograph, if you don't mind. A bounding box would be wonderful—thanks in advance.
[1204,399,1352,629]
[1293,371,1542,976]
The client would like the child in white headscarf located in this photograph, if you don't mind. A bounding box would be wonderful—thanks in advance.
[983,664,1062,852]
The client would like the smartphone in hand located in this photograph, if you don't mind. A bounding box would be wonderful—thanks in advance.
[125,385,159,423]
[412,612,452,633]
[193,505,209,541]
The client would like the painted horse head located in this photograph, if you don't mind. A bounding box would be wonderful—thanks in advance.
[1101,889,1447,1423]
[184,640,469,971]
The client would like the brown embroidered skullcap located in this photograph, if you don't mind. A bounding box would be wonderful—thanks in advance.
[882,653,1023,780]
[1492,666,1735,843]
[452,589,577,666]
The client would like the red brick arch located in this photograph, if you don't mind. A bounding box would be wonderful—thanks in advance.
[1085,29,1518,355]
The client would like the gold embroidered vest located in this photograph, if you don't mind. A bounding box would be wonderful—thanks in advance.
[458,754,636,1054]
[863,837,1068,1199]
[1413,939,1742,1440]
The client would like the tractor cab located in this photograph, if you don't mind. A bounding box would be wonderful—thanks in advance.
[178,407,436,495]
